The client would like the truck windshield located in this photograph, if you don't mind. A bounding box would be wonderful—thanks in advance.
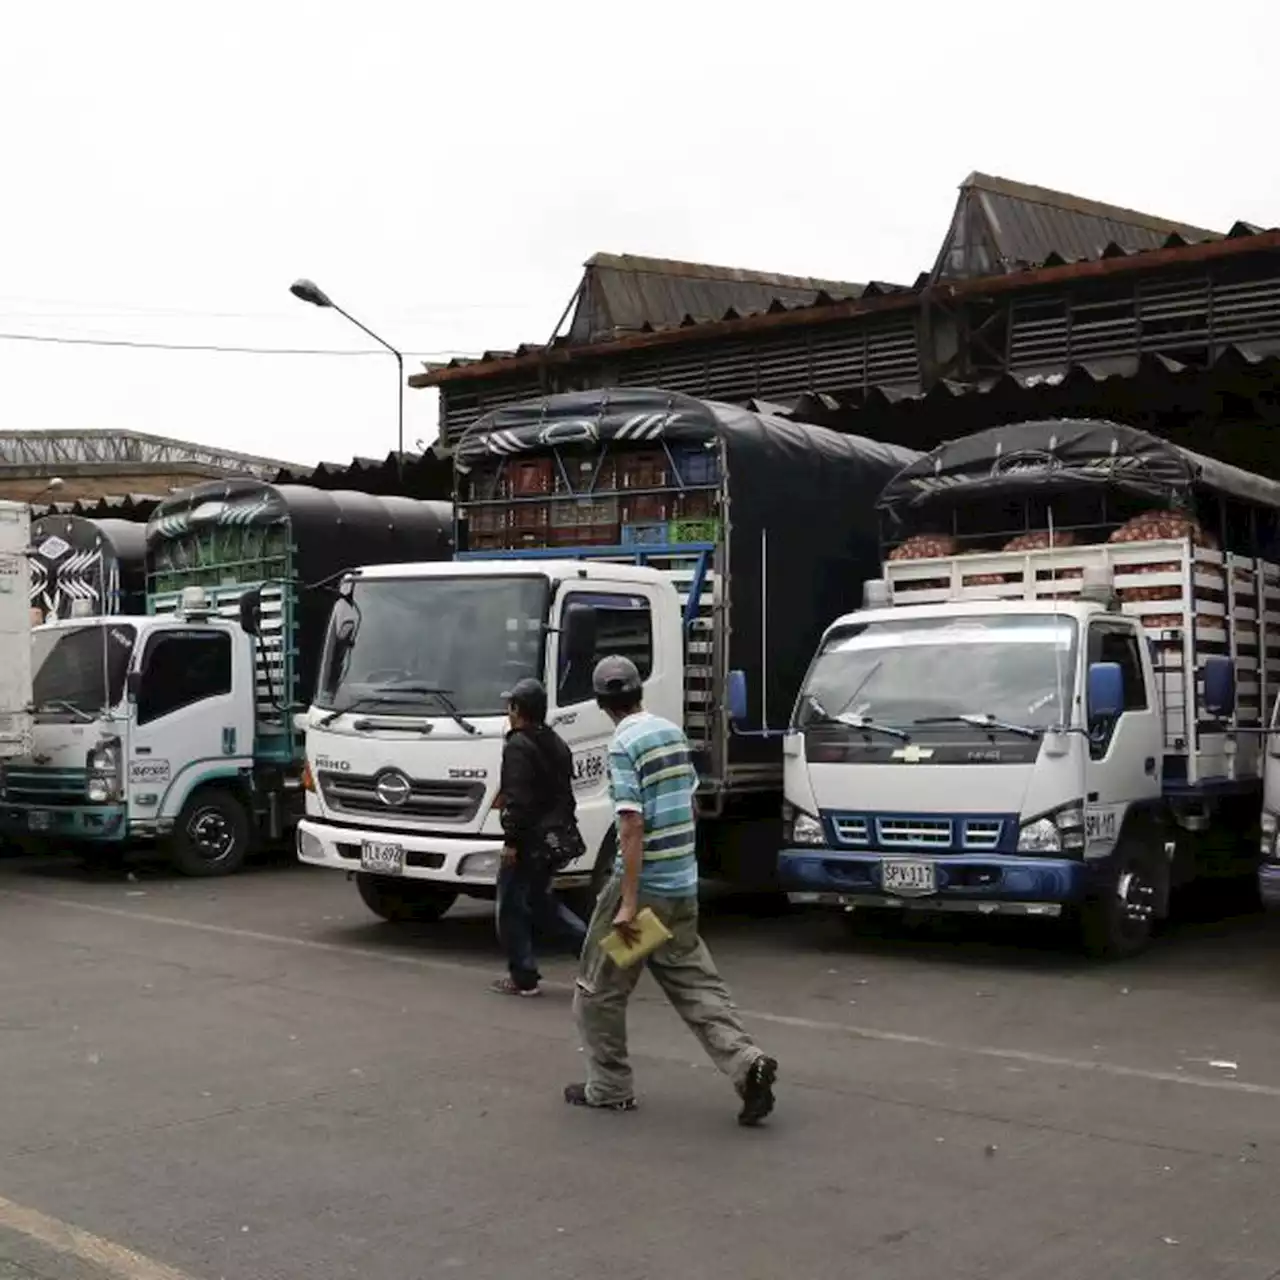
[32,623,137,717]
[796,614,1077,733]
[315,576,549,718]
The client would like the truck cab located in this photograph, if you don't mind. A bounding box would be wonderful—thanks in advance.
[296,558,685,921]
[1,590,258,870]
[779,570,1237,957]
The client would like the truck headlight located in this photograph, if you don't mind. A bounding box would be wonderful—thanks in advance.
[86,740,121,803]
[786,807,825,847]
[459,850,501,880]
[1017,802,1085,857]
[1262,811,1279,862]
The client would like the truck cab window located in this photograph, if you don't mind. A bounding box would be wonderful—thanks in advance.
[1088,624,1148,712]
[557,593,653,706]
[137,633,232,725]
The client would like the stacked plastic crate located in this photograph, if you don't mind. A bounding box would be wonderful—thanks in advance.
[462,442,723,552]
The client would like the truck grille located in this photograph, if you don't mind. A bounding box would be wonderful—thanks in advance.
[876,817,952,848]
[4,768,87,807]
[318,771,484,823]
[833,816,870,845]
[961,819,1003,851]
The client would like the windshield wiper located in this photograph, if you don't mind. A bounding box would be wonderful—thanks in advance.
[913,713,1042,740]
[377,684,480,735]
[317,692,430,728]
[806,695,910,741]
[34,699,96,723]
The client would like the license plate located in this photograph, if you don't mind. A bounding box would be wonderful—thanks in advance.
[28,810,51,833]
[360,841,404,875]
[882,859,936,895]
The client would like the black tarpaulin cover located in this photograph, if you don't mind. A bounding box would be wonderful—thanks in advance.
[32,515,147,618]
[878,418,1280,523]
[460,388,919,762]
[147,481,454,711]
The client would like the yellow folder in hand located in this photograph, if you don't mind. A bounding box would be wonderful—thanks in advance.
[598,907,673,969]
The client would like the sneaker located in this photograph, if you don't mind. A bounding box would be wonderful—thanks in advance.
[490,976,541,997]
[563,1082,637,1112]
[737,1055,778,1127]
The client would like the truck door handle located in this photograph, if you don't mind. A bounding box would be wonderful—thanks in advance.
[1144,757,1156,775]
[135,747,151,755]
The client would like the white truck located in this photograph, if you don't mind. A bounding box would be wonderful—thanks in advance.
[296,387,917,923]
[0,500,34,761]
[0,481,452,873]
[777,418,1280,957]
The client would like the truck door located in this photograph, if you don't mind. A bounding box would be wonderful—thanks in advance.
[1083,618,1163,857]
[548,589,658,864]
[128,626,254,820]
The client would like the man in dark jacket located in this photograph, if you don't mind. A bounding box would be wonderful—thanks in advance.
[491,678,588,996]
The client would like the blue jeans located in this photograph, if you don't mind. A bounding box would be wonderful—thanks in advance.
[496,859,587,990]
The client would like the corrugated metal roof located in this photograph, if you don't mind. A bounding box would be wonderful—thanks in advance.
[566,252,905,343]
[932,172,1224,280]
[735,343,1280,480]
[410,176,1273,388]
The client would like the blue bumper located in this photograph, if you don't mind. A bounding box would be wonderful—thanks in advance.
[778,847,1094,914]
[1260,863,1280,910]
[0,803,127,844]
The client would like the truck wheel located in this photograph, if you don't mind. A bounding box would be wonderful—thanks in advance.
[170,788,251,878]
[1080,847,1159,959]
[355,873,457,923]
[565,830,617,923]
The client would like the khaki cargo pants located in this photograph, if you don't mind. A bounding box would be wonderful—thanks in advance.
[573,876,764,1105]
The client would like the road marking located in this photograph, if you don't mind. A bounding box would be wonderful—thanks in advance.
[11,889,1280,1101]
[0,1191,200,1280]
[739,1009,1280,1100]
[4,890,482,977]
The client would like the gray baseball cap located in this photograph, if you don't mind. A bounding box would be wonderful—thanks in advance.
[592,654,643,697]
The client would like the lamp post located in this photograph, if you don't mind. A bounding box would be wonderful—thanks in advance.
[289,279,405,467]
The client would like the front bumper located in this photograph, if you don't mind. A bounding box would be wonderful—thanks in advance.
[779,847,1094,915]
[1260,863,1280,910]
[0,802,127,844]
[296,818,503,891]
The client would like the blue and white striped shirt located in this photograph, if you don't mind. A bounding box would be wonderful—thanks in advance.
[608,710,699,896]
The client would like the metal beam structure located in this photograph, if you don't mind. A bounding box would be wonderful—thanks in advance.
[0,430,294,479]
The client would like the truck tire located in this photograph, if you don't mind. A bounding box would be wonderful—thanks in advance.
[169,788,251,878]
[565,829,617,924]
[1080,845,1160,960]
[355,873,457,923]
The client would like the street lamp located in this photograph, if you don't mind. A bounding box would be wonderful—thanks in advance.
[289,279,405,468]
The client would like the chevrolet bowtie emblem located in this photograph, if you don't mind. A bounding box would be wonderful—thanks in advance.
[891,745,934,763]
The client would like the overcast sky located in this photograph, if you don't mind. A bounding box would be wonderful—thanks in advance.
[1,1,1275,470]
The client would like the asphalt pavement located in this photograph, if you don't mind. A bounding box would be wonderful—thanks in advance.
[0,853,1278,1280]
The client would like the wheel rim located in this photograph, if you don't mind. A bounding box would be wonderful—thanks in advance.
[187,806,236,864]
[1116,867,1155,933]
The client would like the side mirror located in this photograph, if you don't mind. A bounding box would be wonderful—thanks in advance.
[126,671,141,702]
[1087,661,1124,726]
[1202,655,1236,719]
[239,587,262,638]
[561,603,598,668]
[726,668,748,724]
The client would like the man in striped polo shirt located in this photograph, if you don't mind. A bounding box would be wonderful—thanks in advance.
[565,655,778,1125]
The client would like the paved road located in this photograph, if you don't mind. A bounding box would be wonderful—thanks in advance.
[0,854,1278,1280]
